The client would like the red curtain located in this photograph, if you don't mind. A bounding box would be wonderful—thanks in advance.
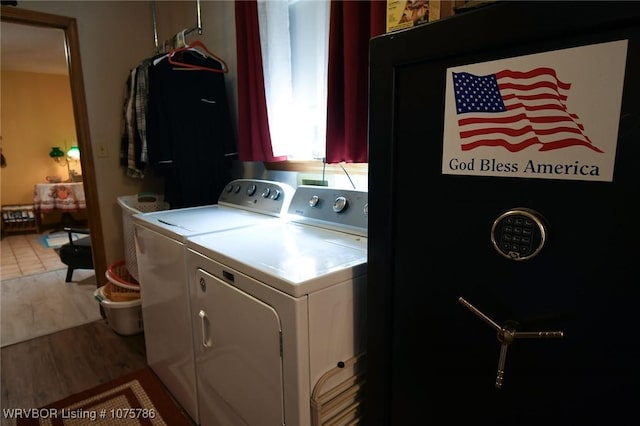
[234,0,385,163]
[325,0,386,164]
[234,0,287,162]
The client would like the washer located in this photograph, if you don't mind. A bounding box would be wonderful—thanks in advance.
[132,179,294,424]
[186,185,368,426]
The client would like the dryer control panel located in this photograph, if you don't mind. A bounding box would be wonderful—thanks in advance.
[217,179,295,216]
[287,186,368,236]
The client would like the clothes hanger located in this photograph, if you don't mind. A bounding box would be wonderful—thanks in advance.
[152,30,206,66]
[153,30,193,65]
[176,29,187,48]
[167,39,229,73]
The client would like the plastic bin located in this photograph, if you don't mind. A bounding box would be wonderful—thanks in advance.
[117,193,170,282]
[94,286,143,335]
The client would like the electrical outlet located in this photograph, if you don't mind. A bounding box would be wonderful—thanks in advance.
[97,144,109,158]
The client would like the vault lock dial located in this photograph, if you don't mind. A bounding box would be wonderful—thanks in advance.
[491,208,547,261]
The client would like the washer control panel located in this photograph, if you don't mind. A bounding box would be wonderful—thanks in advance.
[288,185,368,236]
[217,179,295,216]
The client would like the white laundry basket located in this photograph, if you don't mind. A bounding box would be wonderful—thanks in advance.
[117,193,170,282]
[94,286,143,335]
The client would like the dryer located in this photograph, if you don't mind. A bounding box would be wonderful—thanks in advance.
[186,186,368,426]
[132,179,294,424]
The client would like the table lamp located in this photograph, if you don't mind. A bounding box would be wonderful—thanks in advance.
[49,145,81,182]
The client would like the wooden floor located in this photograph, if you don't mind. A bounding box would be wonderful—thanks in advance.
[0,321,148,426]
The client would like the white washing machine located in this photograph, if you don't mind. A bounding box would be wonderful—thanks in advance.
[132,179,294,424]
[186,186,368,426]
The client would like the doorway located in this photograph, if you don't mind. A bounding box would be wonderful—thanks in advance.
[0,6,106,284]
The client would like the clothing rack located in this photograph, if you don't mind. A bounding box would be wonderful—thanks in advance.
[151,0,203,54]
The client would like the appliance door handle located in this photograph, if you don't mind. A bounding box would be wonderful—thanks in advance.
[199,309,212,348]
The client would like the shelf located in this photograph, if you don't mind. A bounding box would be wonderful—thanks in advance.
[1,204,39,235]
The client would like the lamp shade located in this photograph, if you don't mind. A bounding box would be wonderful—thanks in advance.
[49,147,65,158]
[67,145,80,160]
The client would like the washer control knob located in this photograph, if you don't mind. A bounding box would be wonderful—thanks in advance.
[309,195,320,207]
[270,189,281,200]
[247,184,257,196]
[333,196,348,213]
[225,184,233,193]
[261,188,271,198]
[233,184,241,193]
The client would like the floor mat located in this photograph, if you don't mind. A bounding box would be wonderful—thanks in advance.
[15,367,192,425]
[38,232,83,249]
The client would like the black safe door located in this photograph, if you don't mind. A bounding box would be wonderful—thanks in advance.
[388,175,638,425]
[367,4,640,425]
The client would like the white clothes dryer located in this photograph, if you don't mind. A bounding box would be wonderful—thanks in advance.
[132,179,294,424]
[186,186,368,426]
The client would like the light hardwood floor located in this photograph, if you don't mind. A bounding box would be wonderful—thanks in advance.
[0,321,148,426]
[1,234,196,426]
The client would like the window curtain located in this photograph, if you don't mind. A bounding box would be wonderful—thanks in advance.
[325,0,386,164]
[234,0,385,163]
[235,0,286,162]
[257,0,296,158]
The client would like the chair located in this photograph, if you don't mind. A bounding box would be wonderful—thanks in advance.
[57,227,94,282]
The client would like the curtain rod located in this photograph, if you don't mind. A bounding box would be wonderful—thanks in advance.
[152,0,203,53]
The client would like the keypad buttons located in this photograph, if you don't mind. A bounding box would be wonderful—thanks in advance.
[491,208,547,261]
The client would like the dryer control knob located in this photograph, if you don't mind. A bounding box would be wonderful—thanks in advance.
[333,196,348,213]
[270,189,281,200]
[309,195,320,207]
[247,184,257,196]
[261,188,271,198]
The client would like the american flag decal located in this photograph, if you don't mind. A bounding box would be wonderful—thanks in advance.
[453,68,604,153]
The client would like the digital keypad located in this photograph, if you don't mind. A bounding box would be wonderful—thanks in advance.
[491,209,547,261]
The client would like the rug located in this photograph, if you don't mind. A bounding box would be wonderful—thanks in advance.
[15,368,191,425]
[39,232,83,249]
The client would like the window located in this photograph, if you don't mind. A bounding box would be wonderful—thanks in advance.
[258,0,330,160]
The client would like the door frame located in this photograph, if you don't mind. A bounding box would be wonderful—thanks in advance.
[1,6,106,286]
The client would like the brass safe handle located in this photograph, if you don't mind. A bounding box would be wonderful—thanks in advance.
[458,297,564,389]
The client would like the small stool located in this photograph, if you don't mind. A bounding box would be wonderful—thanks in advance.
[57,227,94,282]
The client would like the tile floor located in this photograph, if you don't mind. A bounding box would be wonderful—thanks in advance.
[0,232,66,279]
[1,232,102,347]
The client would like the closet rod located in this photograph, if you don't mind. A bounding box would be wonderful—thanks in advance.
[151,0,159,51]
[151,0,203,53]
